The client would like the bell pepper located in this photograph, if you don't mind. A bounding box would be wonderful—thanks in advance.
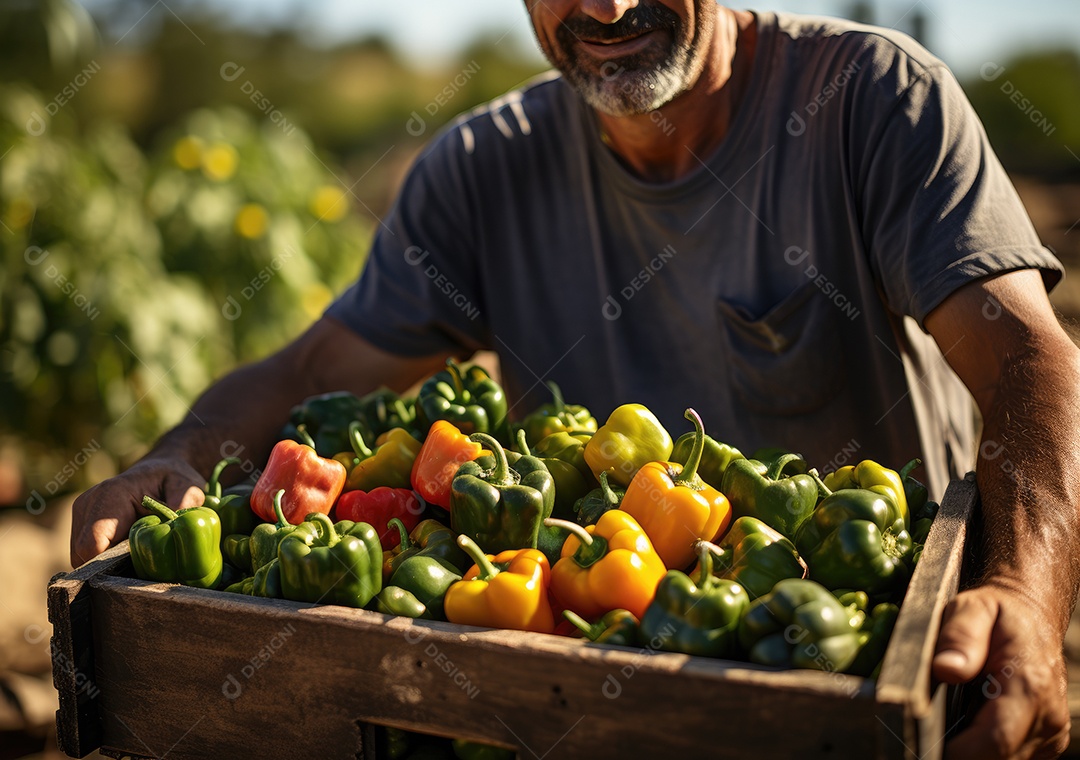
[638,541,749,658]
[222,533,253,571]
[444,535,555,633]
[248,489,301,573]
[900,459,938,545]
[411,420,486,509]
[620,409,732,570]
[336,487,421,550]
[823,459,910,532]
[357,387,417,440]
[533,431,596,486]
[383,518,470,579]
[720,455,819,539]
[563,609,640,647]
[375,585,432,619]
[251,431,347,523]
[339,422,421,492]
[738,578,865,671]
[277,513,383,608]
[201,457,259,539]
[222,576,254,595]
[514,430,590,521]
[415,359,511,444]
[671,433,744,491]
[280,390,368,457]
[573,472,625,526]
[752,448,809,477]
[848,602,900,678]
[129,496,224,589]
[520,381,598,448]
[251,558,281,598]
[697,516,808,600]
[795,474,913,595]
[584,403,672,487]
[388,546,462,620]
[450,433,555,553]
[545,513,666,619]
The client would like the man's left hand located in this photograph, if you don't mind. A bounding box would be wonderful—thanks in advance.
[934,582,1071,759]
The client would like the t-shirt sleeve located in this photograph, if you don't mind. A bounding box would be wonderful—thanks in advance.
[323,129,489,357]
[855,64,1063,326]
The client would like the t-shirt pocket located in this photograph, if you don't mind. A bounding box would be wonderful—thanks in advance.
[716,281,845,416]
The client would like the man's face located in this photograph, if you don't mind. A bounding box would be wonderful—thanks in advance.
[526,1,717,116]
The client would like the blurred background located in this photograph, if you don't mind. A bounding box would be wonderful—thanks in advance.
[1,1,1078,757]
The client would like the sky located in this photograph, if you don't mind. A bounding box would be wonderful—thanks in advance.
[83,1,1080,79]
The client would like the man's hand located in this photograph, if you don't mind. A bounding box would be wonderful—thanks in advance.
[934,583,1071,759]
[70,458,206,567]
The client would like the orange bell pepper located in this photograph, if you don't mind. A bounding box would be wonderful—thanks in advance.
[444,535,555,633]
[620,409,733,570]
[545,511,666,620]
[410,420,485,509]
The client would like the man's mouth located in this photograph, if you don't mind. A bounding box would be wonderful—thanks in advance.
[576,29,668,60]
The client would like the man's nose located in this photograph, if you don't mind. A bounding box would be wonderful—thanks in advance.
[579,0,640,24]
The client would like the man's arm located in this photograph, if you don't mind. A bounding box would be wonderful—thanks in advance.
[70,316,451,566]
[925,269,1079,757]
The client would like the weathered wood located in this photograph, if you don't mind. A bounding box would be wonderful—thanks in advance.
[47,541,132,758]
[875,474,978,760]
[48,479,977,759]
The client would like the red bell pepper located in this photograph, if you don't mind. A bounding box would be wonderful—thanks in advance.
[336,487,422,550]
[251,433,347,524]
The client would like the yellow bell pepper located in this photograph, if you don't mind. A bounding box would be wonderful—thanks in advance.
[620,409,733,570]
[822,459,909,529]
[444,536,555,633]
[338,423,421,492]
[546,511,666,619]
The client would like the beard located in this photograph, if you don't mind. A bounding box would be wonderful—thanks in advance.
[536,3,713,116]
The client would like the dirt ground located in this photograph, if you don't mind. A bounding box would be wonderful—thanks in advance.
[2,179,1080,759]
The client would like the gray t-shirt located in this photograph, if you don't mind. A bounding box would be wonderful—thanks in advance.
[326,11,1063,498]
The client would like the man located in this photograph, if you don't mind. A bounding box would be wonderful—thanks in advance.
[73,1,1078,756]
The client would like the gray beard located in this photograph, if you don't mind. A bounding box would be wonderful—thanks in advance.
[561,53,694,116]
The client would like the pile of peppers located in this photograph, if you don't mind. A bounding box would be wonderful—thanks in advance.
[129,361,939,680]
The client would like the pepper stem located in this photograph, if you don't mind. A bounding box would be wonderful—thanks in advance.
[207,457,239,497]
[544,518,608,568]
[673,408,706,488]
[349,421,374,459]
[141,495,178,522]
[548,381,566,415]
[563,610,600,641]
[599,472,620,508]
[809,469,833,498]
[303,512,339,545]
[692,540,715,586]
[388,517,412,552]
[767,454,803,480]
[295,424,317,450]
[470,433,513,486]
[515,429,532,456]
[446,359,466,399]
[457,534,500,581]
[898,458,922,481]
[272,489,291,528]
[392,399,410,424]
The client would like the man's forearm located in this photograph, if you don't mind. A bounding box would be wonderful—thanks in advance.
[975,333,1080,636]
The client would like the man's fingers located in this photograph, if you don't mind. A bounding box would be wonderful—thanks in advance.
[934,591,997,683]
[946,689,1040,760]
[175,484,206,510]
[70,493,138,568]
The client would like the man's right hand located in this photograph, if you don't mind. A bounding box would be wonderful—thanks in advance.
[70,458,206,568]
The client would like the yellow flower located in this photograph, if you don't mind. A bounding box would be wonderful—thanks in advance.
[202,143,239,181]
[234,203,269,239]
[173,136,203,170]
[309,185,349,222]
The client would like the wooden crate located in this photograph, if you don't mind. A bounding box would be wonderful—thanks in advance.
[48,475,980,759]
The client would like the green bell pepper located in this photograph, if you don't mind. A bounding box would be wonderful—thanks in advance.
[901,459,939,545]
[514,430,590,521]
[795,475,913,595]
[388,551,461,620]
[573,472,625,526]
[699,516,808,600]
[848,602,900,678]
[416,359,510,444]
[671,433,744,490]
[375,586,432,619]
[751,448,809,476]
[721,455,819,539]
[280,390,369,457]
[129,496,225,589]
[520,381,598,448]
[583,403,672,487]
[222,576,254,595]
[638,541,749,658]
[358,387,417,440]
[450,433,555,554]
[201,457,259,539]
[252,558,283,599]
[278,513,383,608]
[222,533,253,572]
[739,578,865,671]
[564,609,640,647]
[249,490,301,572]
[533,431,596,486]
